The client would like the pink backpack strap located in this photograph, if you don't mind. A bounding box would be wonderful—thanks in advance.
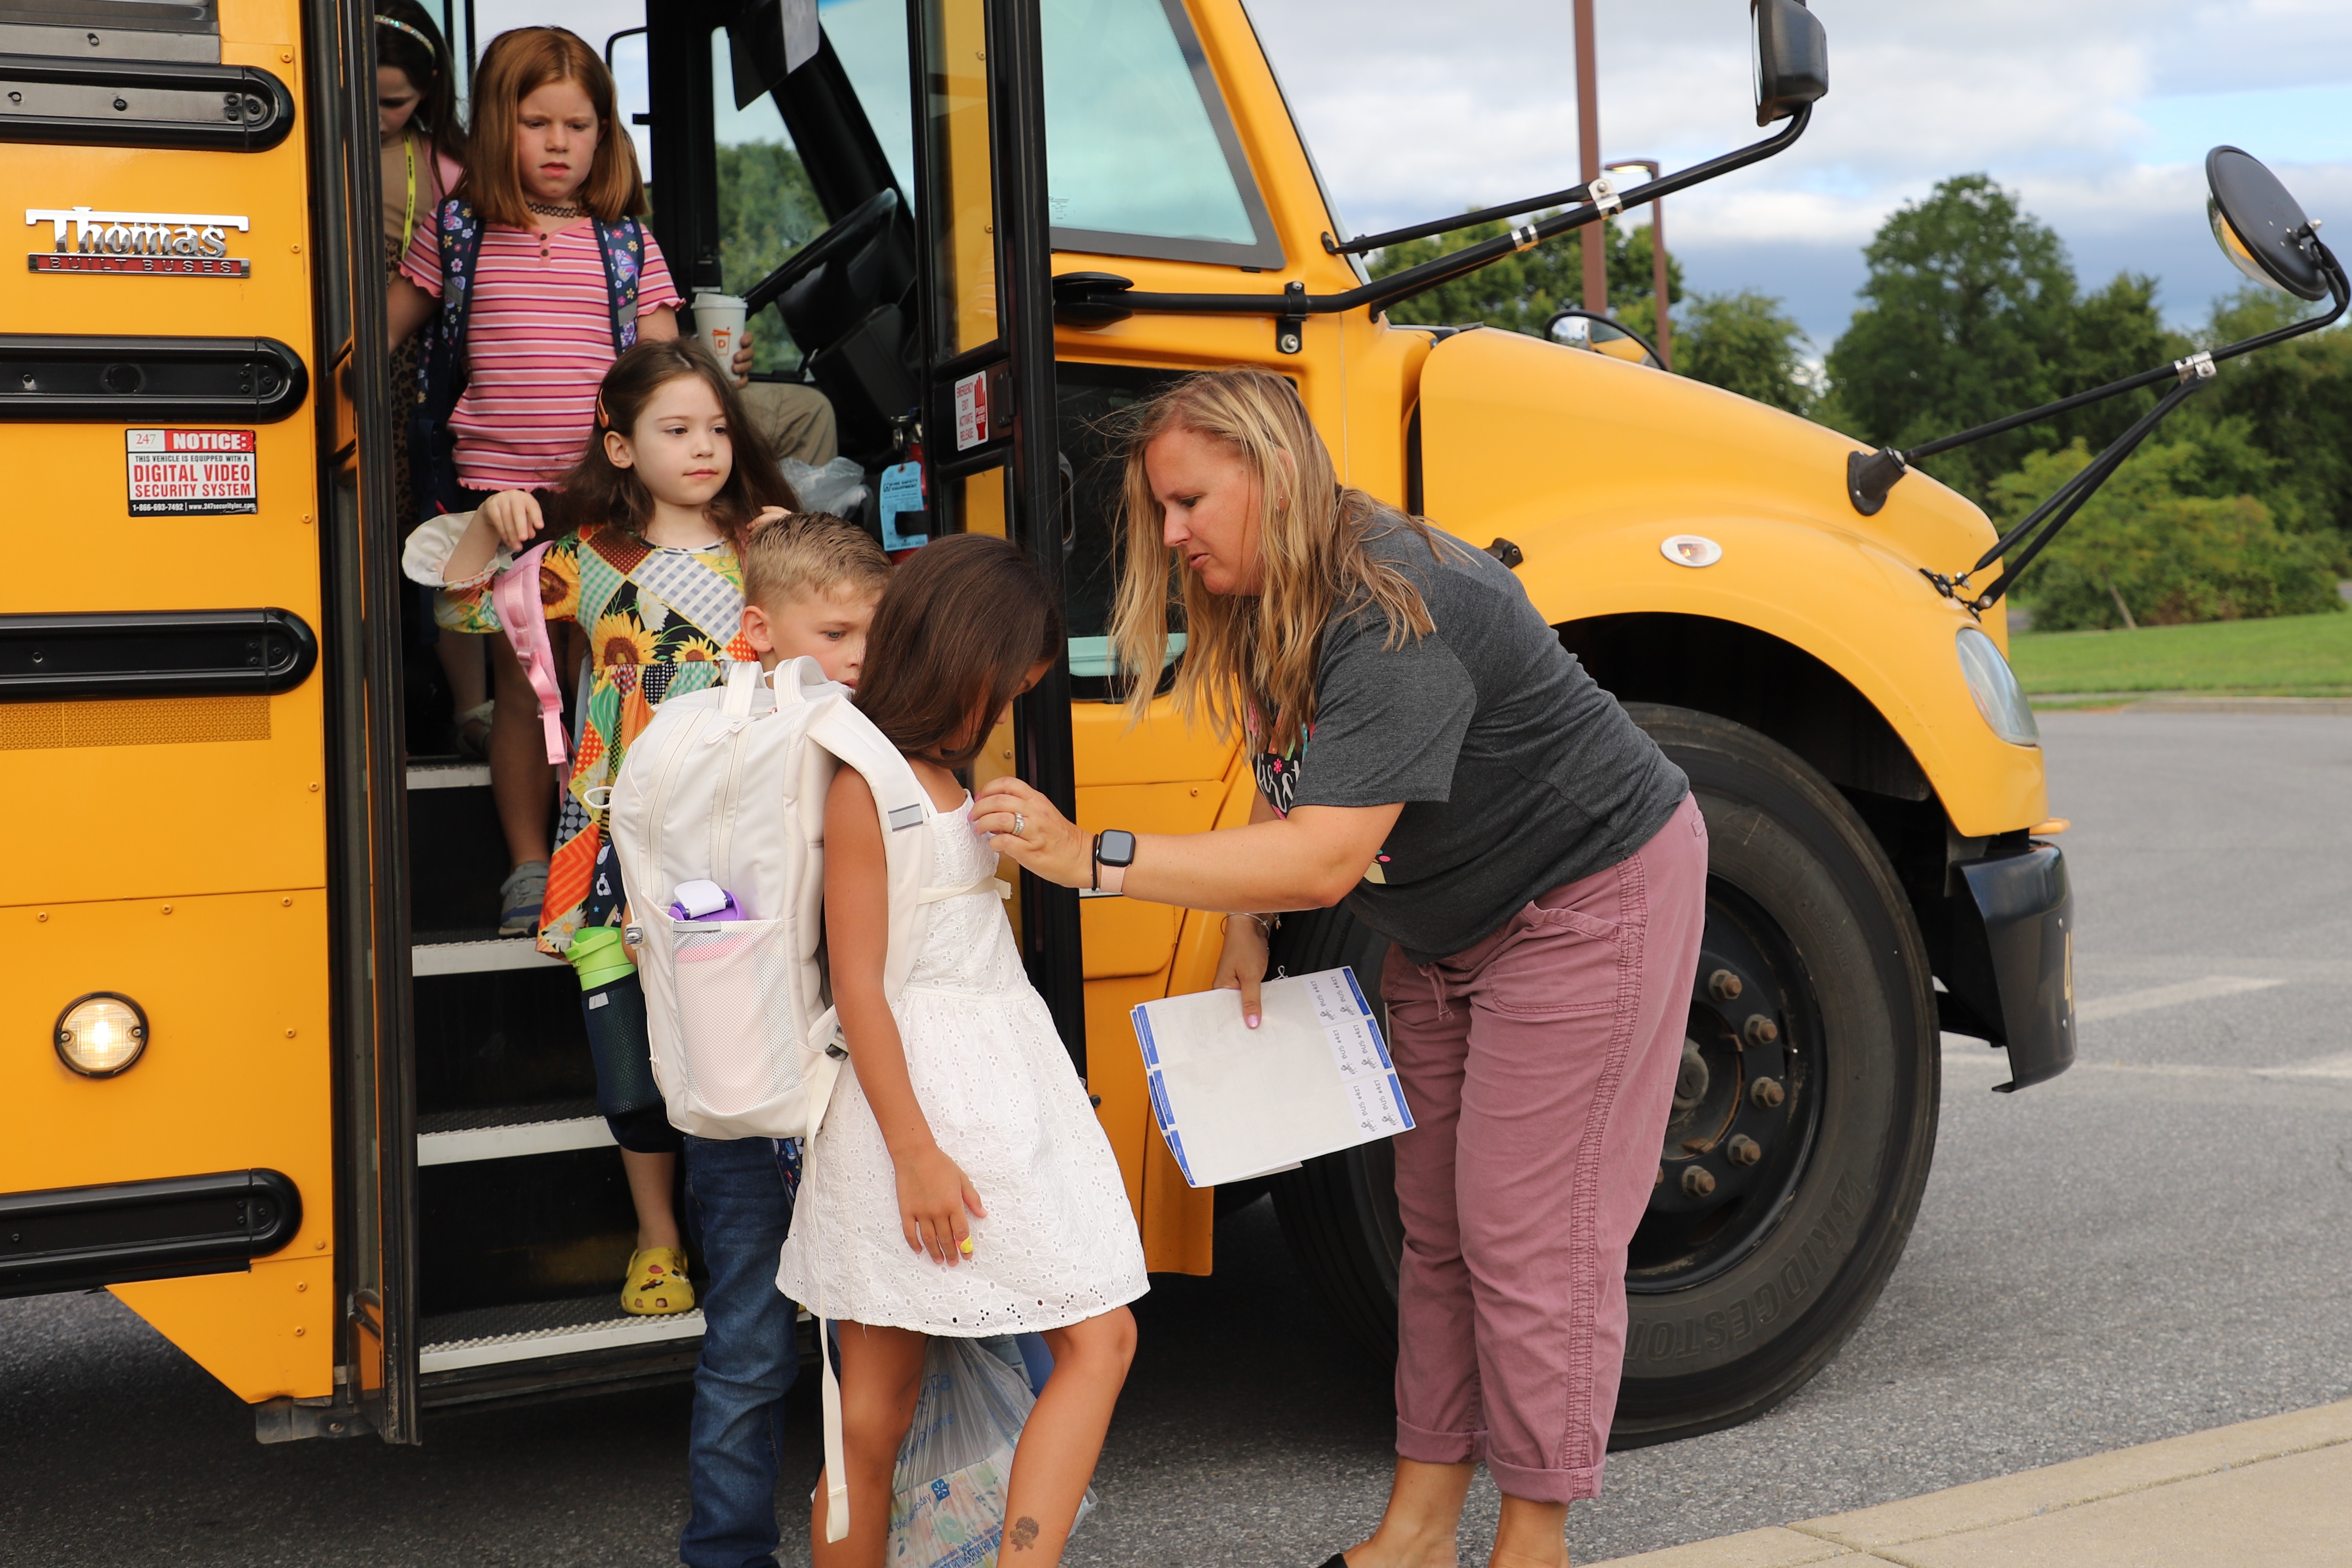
[492,541,569,765]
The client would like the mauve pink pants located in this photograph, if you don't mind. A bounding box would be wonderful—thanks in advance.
[1382,792,1708,1504]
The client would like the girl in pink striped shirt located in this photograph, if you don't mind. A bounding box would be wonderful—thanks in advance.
[388,27,708,1317]
[388,26,687,943]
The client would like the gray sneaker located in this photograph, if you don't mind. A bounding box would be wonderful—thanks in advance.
[498,860,549,937]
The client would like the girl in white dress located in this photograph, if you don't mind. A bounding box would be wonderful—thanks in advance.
[776,534,1147,1568]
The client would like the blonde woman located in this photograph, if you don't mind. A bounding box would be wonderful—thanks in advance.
[975,367,1707,1568]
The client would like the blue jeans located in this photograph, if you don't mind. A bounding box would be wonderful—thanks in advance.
[680,1134,801,1568]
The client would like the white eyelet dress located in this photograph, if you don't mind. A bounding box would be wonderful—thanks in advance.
[776,797,1149,1334]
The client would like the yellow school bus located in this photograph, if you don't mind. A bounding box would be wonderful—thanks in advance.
[3,0,2074,1446]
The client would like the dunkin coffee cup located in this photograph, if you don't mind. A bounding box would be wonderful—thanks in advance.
[693,292,749,366]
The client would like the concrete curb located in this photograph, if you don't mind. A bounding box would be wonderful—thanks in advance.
[1590,1397,2352,1567]
[2030,693,2352,714]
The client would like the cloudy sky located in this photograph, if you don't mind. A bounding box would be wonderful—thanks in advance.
[457,0,2352,352]
[1242,0,2352,350]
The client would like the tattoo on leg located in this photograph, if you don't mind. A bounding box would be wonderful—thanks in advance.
[1009,1516,1041,1552]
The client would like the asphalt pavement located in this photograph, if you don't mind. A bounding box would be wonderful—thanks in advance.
[5,709,2349,1566]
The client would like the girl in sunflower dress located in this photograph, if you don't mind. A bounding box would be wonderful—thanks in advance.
[430,339,797,1313]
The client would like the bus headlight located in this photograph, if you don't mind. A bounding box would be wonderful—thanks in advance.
[55,993,148,1077]
[1956,627,2039,747]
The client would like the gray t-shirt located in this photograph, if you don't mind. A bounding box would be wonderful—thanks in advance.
[1252,517,1688,963]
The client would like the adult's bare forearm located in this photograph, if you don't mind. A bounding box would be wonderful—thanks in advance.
[1121,804,1397,912]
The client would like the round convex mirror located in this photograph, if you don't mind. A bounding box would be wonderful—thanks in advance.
[2206,146,2328,302]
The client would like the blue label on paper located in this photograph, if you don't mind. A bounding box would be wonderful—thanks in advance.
[1132,1006,1158,1067]
[1165,1127,1192,1185]
[1147,1071,1174,1130]
[879,461,926,550]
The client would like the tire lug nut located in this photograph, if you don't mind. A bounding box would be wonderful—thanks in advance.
[1681,1165,1716,1198]
[1708,968,1743,1002]
[1743,1014,1780,1048]
[1750,1076,1786,1109]
[1727,1134,1762,1167]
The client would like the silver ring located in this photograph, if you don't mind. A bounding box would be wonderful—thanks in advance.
[1013,812,1026,837]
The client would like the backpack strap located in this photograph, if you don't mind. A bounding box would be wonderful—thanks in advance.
[806,701,938,1004]
[412,198,485,518]
[491,541,569,765]
[594,216,645,355]
[417,197,483,418]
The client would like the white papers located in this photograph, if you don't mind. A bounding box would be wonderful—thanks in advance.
[1130,967,1415,1188]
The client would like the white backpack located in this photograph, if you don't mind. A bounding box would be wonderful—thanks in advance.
[605,656,1004,1543]
[607,656,1004,1143]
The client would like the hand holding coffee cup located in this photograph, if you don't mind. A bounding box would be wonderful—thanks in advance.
[692,291,749,370]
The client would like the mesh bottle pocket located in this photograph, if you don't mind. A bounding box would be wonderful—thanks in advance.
[665,917,805,1117]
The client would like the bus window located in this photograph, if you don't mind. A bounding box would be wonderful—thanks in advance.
[818,0,917,195]
[712,27,831,378]
[714,4,920,459]
[1041,0,1281,267]
[1055,363,1190,694]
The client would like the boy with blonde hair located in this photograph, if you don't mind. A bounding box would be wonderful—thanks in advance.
[738,511,893,689]
[679,509,888,1568]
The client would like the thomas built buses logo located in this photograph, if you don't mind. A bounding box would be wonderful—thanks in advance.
[25,206,252,277]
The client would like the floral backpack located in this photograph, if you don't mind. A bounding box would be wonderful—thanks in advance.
[408,196,648,519]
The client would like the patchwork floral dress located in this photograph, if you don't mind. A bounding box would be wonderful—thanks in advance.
[439,524,753,953]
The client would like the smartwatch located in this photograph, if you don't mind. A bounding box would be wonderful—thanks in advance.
[1093,828,1137,895]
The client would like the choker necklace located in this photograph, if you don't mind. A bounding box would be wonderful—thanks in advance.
[524,200,582,219]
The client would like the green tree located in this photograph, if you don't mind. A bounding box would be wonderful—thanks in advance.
[714,141,826,373]
[2181,285,2352,541]
[1824,175,2180,502]
[1369,214,1831,415]
[1677,290,1815,414]
[1992,438,2343,630]
[1369,213,1680,338]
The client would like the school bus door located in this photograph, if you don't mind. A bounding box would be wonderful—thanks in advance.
[905,0,1087,1056]
[658,0,1082,1033]
[342,0,1078,1439]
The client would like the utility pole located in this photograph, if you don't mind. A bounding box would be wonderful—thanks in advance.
[1610,158,1670,368]
[1573,0,1604,314]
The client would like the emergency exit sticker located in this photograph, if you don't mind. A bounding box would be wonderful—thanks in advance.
[953,370,989,450]
[126,428,257,515]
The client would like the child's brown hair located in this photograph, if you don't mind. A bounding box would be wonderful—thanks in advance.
[460,26,642,228]
[551,339,798,551]
[376,0,465,172]
[741,512,891,611]
[855,535,1063,770]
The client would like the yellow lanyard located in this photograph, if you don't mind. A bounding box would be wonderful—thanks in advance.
[402,134,418,249]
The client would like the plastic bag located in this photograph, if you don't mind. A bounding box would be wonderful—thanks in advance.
[888,1336,1092,1568]
[783,455,869,520]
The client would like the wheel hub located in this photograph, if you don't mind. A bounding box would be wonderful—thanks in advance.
[1629,881,1822,1291]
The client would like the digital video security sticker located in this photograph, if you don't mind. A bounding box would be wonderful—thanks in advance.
[126,429,257,516]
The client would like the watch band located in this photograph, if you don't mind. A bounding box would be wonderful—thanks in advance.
[1093,828,1135,895]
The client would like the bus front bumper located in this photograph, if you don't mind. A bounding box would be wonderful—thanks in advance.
[1941,841,2075,1092]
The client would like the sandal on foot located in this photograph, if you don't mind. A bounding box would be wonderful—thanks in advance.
[620,1247,695,1316]
[453,699,494,760]
[497,859,549,937]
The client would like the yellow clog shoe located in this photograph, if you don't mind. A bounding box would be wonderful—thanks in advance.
[620,1246,695,1316]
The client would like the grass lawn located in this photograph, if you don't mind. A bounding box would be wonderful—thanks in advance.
[2008,608,2352,698]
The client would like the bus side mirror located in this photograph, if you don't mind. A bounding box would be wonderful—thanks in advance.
[2206,146,2331,303]
[1752,0,1828,127]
